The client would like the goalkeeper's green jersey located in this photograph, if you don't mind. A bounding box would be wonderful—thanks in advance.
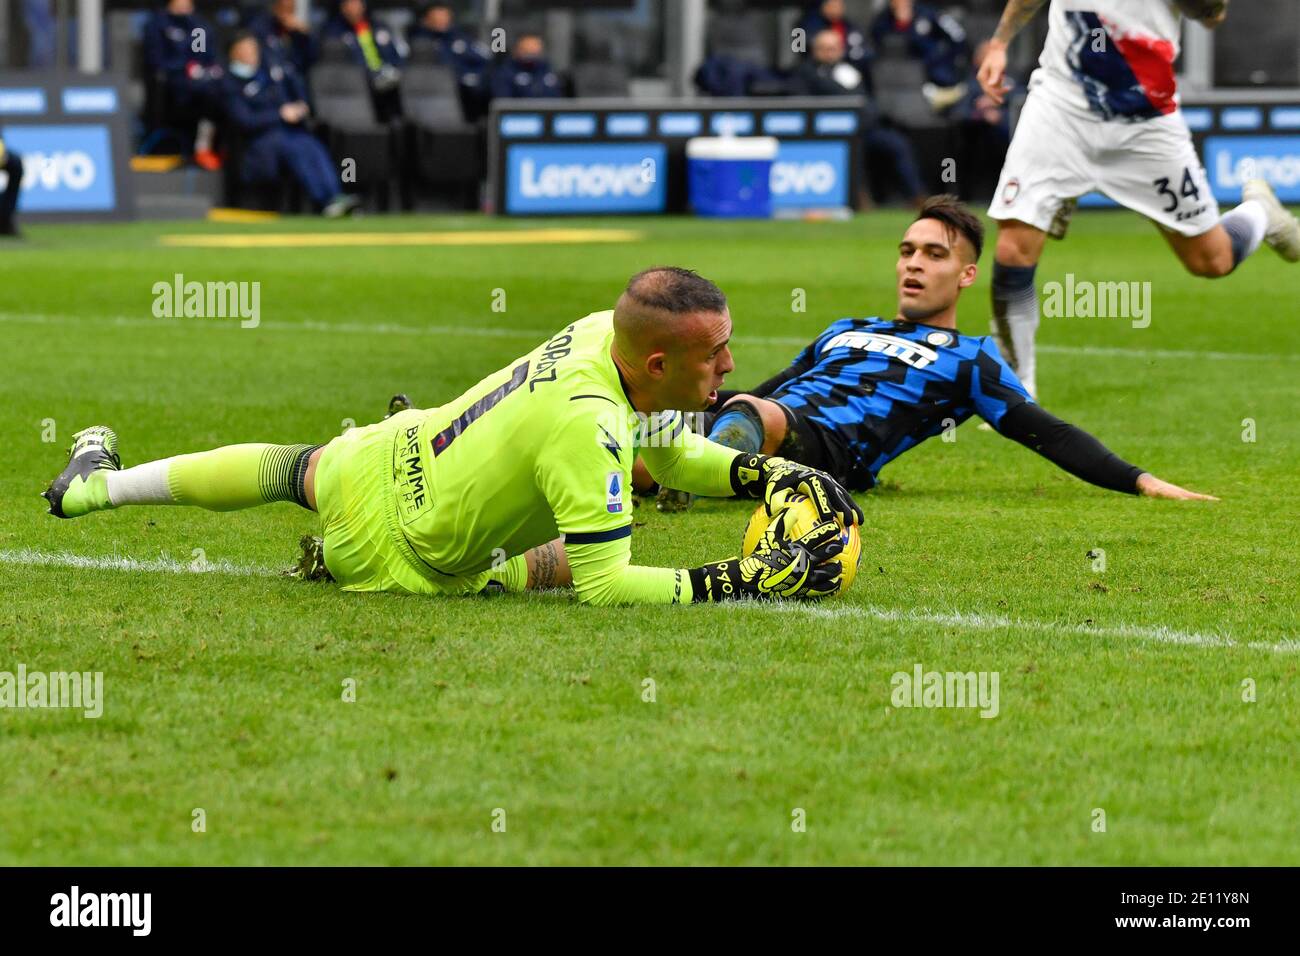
[397,311,739,605]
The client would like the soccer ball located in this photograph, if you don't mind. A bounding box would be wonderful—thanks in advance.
[741,495,862,595]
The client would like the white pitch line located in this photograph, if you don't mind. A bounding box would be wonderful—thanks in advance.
[0,548,273,577]
[2,312,1297,364]
[766,602,1300,654]
[4,547,1294,652]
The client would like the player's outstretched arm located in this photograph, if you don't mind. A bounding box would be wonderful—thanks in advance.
[564,525,843,606]
[539,408,847,605]
[637,411,738,497]
[996,403,1218,500]
[980,0,1049,104]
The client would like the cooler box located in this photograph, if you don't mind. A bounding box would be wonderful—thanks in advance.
[686,136,778,218]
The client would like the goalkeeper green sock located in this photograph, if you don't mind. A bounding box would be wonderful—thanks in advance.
[103,443,321,512]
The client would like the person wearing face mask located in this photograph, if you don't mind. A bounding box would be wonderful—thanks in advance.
[221,31,359,217]
[488,33,565,101]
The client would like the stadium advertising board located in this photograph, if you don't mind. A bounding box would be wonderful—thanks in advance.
[1204,135,1300,204]
[769,140,851,210]
[505,142,668,214]
[0,75,135,221]
[490,98,863,216]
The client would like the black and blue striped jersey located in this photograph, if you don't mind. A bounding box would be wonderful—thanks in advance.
[763,317,1034,489]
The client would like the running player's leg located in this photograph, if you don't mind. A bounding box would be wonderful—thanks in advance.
[1159,181,1299,277]
[1158,224,1237,278]
[43,425,322,519]
[990,219,1048,399]
[986,92,1094,399]
[1104,112,1300,278]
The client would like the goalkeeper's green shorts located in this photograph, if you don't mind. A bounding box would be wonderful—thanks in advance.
[314,410,496,597]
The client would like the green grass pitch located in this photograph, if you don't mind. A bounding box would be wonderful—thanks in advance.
[1,210,1297,865]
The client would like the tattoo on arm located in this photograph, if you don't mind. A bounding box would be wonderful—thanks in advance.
[531,542,561,590]
[993,0,1049,45]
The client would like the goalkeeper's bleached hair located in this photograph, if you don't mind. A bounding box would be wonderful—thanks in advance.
[621,266,728,316]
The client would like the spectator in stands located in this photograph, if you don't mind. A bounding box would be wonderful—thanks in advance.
[796,0,870,70]
[22,0,56,68]
[408,2,490,117]
[788,29,926,209]
[409,3,488,80]
[694,56,764,98]
[489,33,564,101]
[143,0,225,170]
[0,134,23,238]
[245,0,315,81]
[221,31,359,218]
[870,0,969,95]
[319,0,405,121]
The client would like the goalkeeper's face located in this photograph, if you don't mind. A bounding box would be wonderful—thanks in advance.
[654,308,735,411]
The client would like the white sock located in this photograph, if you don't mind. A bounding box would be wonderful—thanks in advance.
[991,266,1040,399]
[1005,305,1039,399]
[1221,200,1268,265]
[106,459,175,507]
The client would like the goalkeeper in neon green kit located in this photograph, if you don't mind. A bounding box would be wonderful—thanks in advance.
[42,267,863,604]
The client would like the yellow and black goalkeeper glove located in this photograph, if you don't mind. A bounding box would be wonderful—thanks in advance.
[729,453,864,528]
[689,519,843,601]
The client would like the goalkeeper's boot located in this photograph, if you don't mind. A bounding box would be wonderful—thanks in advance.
[283,535,334,582]
[1244,179,1300,263]
[42,426,120,518]
[655,485,695,513]
[384,393,414,419]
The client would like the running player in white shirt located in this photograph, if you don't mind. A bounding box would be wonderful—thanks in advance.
[977,0,1300,398]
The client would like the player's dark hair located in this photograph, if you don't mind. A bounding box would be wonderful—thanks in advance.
[915,194,984,262]
[623,266,728,316]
